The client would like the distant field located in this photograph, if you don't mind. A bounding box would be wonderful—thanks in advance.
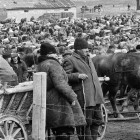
[74,0,138,18]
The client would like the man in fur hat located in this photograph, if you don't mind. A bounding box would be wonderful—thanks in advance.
[37,42,86,140]
[63,38,104,140]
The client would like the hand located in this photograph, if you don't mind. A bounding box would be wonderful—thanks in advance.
[71,101,76,106]
[78,74,88,80]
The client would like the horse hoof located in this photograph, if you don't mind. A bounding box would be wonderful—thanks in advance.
[134,106,140,111]
[117,114,124,119]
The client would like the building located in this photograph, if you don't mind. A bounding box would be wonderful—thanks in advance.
[136,0,140,10]
[0,0,76,22]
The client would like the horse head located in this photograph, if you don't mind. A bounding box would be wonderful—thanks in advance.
[23,53,38,68]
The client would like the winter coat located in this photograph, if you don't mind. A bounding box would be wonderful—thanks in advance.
[0,56,18,86]
[63,52,104,108]
[10,59,28,83]
[37,56,86,129]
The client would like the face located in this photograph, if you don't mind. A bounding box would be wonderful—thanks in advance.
[12,56,18,63]
[18,52,24,59]
[81,48,89,56]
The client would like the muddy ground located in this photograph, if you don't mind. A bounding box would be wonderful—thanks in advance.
[104,119,140,140]
[102,102,140,140]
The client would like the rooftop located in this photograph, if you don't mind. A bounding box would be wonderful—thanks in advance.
[0,0,76,10]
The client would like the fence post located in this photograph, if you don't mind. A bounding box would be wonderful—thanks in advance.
[32,72,47,140]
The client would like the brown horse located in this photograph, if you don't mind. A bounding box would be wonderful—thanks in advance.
[92,52,140,118]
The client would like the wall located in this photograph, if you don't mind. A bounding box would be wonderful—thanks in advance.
[7,7,76,22]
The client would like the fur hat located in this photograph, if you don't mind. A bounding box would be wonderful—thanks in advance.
[74,38,89,50]
[40,42,57,55]
[11,53,18,58]
[2,52,11,59]
[136,44,140,50]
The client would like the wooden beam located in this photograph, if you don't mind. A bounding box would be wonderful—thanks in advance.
[16,92,28,113]
[0,81,33,95]
[4,94,16,114]
[108,116,139,121]
[32,72,46,140]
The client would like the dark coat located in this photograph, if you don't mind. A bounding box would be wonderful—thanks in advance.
[10,59,28,83]
[63,52,104,108]
[37,56,86,129]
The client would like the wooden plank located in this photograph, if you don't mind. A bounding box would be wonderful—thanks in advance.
[0,81,33,95]
[16,92,28,113]
[26,104,33,117]
[4,94,16,114]
[32,73,41,140]
[32,72,46,140]
[0,96,4,111]
[108,116,139,121]
[39,73,46,140]
[105,97,127,104]
[108,110,140,115]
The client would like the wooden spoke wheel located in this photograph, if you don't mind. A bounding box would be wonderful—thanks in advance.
[0,115,28,140]
[98,104,108,140]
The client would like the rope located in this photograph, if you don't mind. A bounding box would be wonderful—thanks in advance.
[45,103,104,112]
[45,106,107,125]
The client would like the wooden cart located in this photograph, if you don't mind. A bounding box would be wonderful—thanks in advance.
[97,77,109,140]
[0,81,33,140]
[0,75,108,140]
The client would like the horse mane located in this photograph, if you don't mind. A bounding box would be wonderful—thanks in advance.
[23,53,38,67]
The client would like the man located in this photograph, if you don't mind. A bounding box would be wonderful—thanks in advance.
[63,38,104,140]
[10,53,28,83]
[135,44,140,53]
[128,4,130,11]
[0,53,18,86]
[37,42,86,140]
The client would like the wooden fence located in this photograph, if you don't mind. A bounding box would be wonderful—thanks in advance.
[32,72,47,140]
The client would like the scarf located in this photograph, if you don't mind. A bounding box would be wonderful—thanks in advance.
[38,55,60,64]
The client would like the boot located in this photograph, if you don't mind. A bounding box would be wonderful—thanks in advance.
[90,125,99,140]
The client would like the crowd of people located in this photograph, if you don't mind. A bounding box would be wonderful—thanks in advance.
[0,13,140,140]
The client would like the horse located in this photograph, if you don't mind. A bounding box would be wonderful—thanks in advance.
[22,53,38,80]
[94,4,102,12]
[81,5,90,13]
[92,52,140,118]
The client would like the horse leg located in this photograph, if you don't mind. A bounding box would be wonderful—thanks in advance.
[118,84,127,105]
[119,84,130,112]
[108,86,124,118]
[121,98,129,112]
[101,83,111,113]
[133,91,140,111]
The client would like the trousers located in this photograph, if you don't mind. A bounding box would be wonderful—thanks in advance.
[77,104,103,140]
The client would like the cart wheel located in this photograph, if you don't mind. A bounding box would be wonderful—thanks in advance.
[0,115,28,140]
[98,104,108,140]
